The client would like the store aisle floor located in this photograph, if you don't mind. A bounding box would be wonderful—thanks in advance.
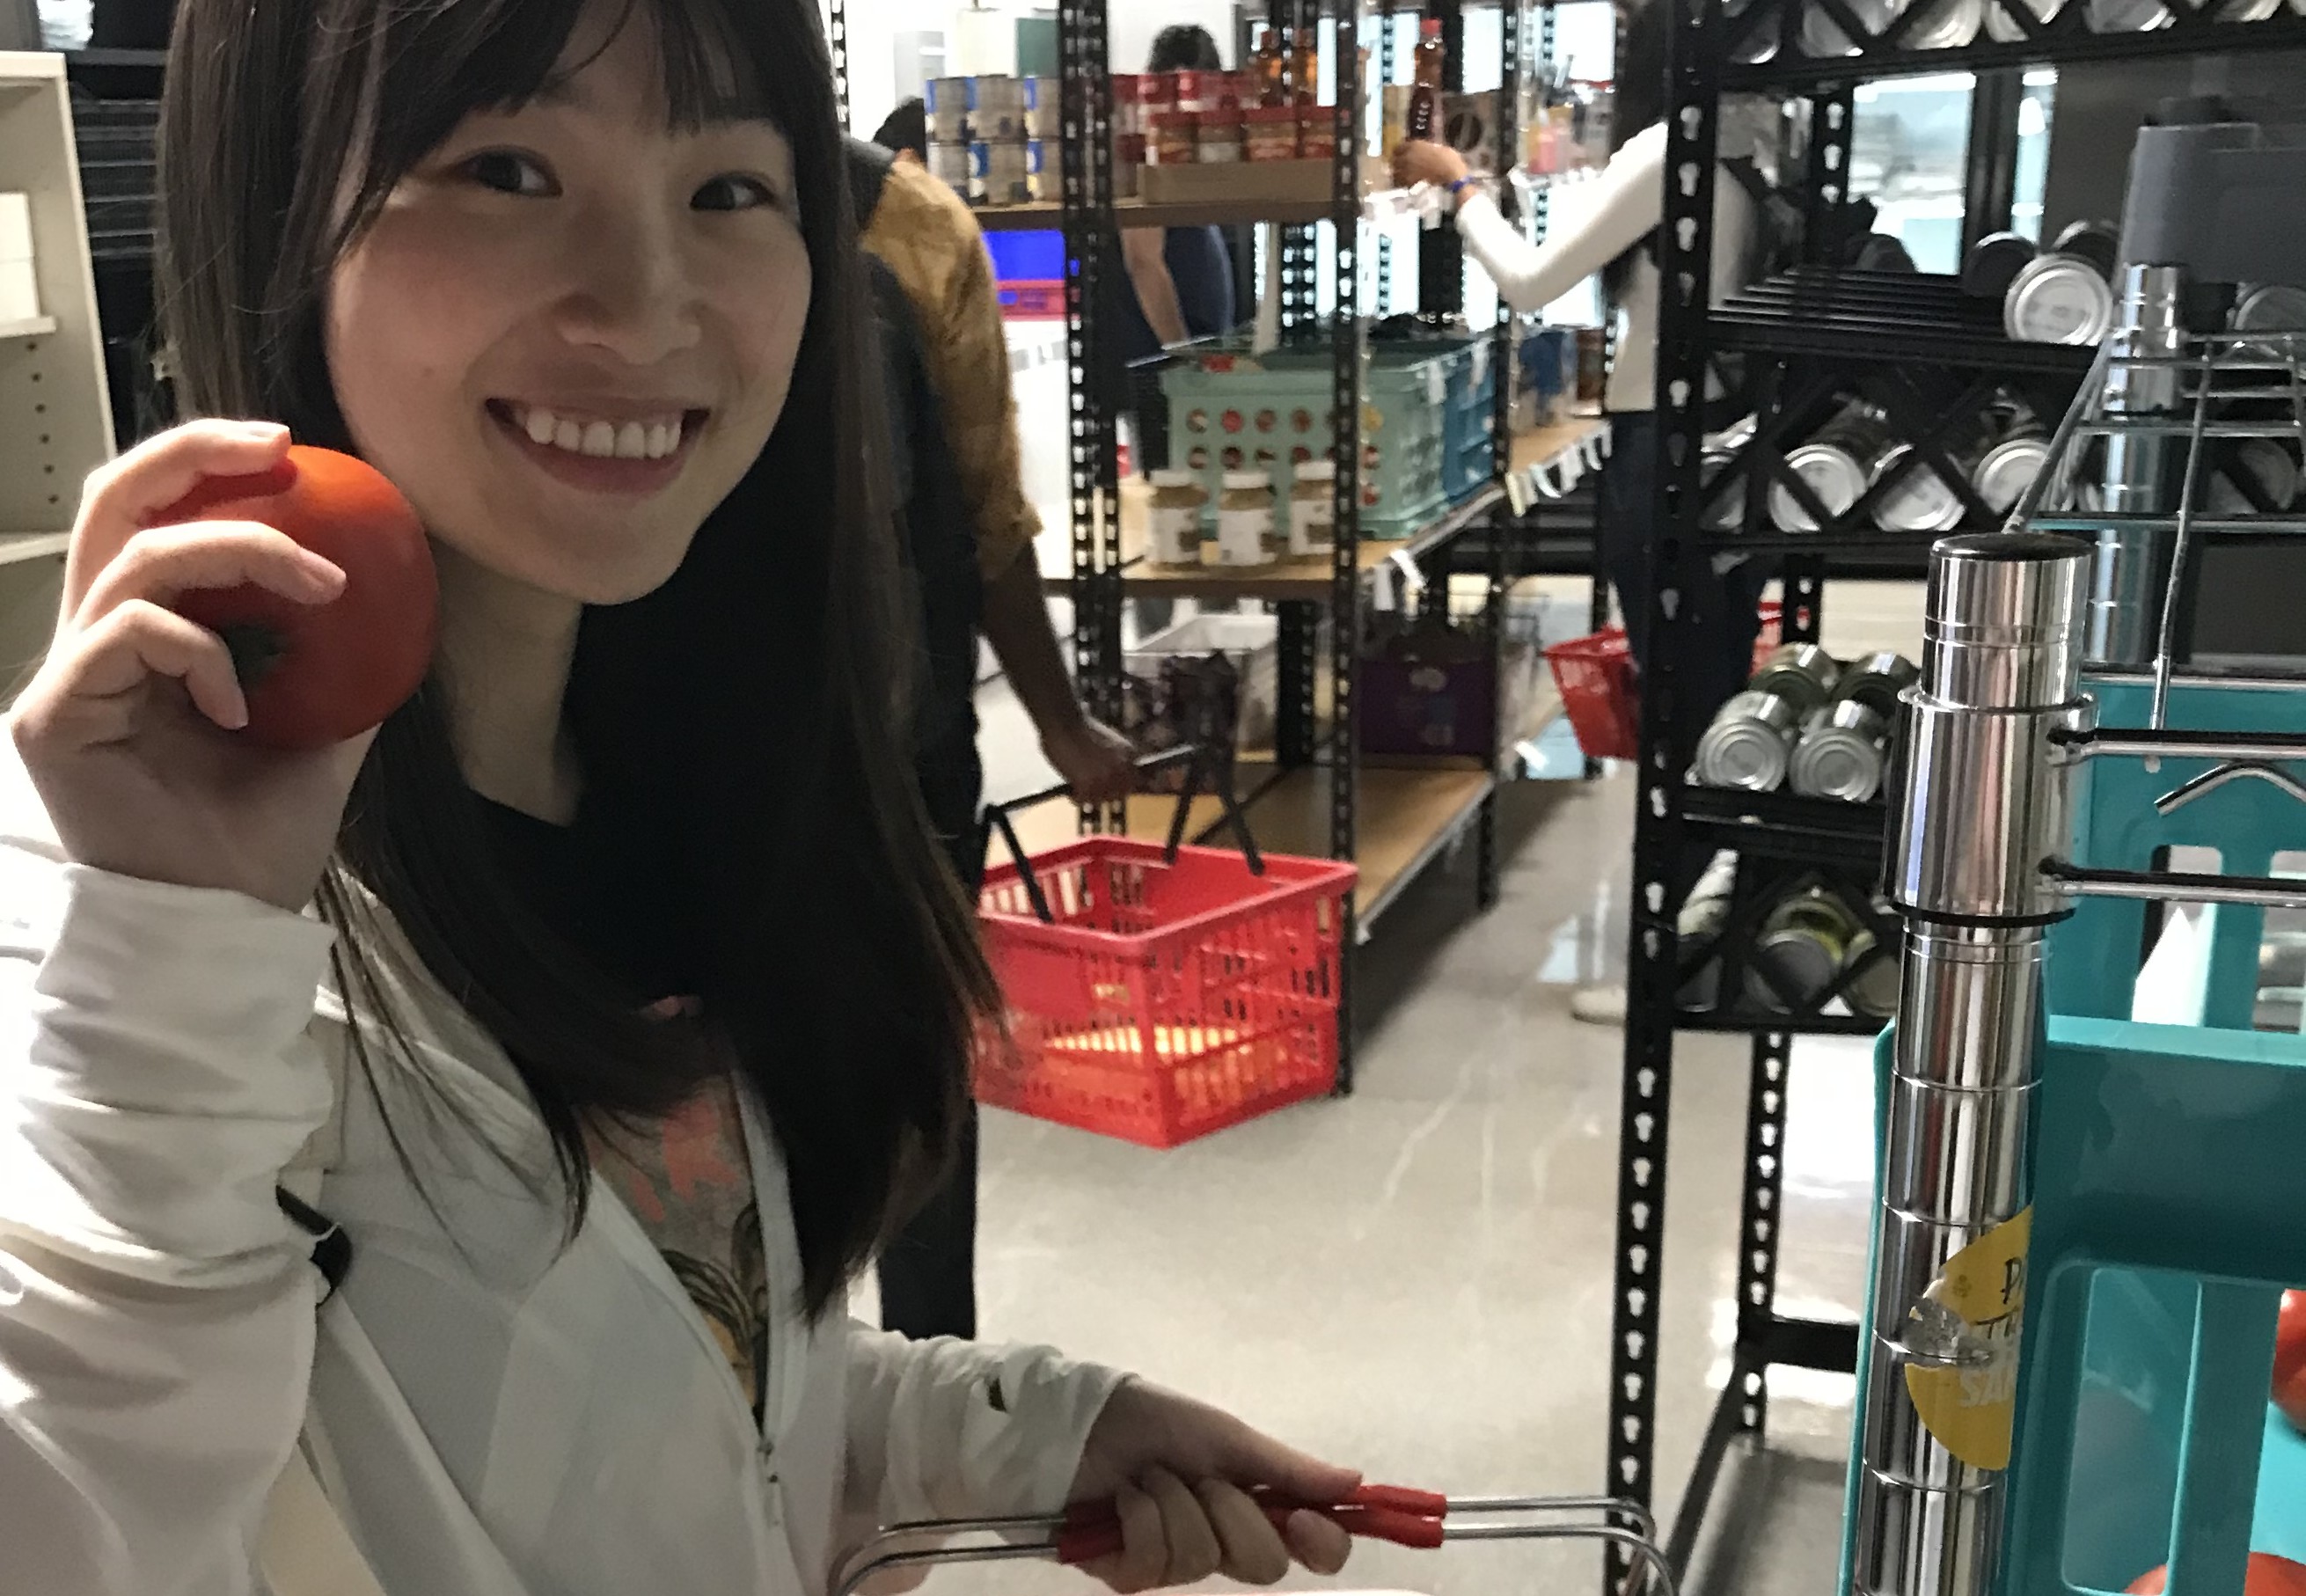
[889,584,1922,1596]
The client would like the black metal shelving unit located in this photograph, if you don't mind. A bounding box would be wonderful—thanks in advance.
[1603,2,2306,1586]
[892,0,1569,1089]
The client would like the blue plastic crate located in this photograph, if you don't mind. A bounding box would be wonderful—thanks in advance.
[1442,341,1498,504]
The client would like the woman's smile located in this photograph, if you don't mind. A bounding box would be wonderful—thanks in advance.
[484,397,712,498]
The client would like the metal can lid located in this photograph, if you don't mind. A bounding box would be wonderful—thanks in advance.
[1972,436,2050,515]
[2004,257,2113,345]
[1870,443,1965,533]
[1294,459,1337,482]
[1696,722,1791,792]
[1791,730,1884,802]
[1901,0,1985,49]
[1746,932,1839,1013]
[1220,472,1270,491]
[1148,469,1201,489]
[2235,282,2306,332]
[1768,444,1869,530]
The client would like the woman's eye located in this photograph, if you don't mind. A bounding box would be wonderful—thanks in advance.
[465,151,557,198]
[694,174,780,214]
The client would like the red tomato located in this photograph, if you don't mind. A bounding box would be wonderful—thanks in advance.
[2128,1554,2306,1596]
[161,445,437,750]
[2275,1290,2306,1435]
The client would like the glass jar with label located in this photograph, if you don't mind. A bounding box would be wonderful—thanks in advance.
[1147,470,1207,567]
[1216,472,1277,567]
[1289,460,1336,559]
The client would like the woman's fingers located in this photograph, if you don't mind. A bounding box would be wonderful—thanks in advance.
[1211,1420,1363,1509]
[1281,1507,1354,1578]
[1091,1478,1170,1595]
[1199,1480,1292,1585]
[1146,1469,1223,1586]
[75,521,345,629]
[65,420,292,604]
[52,600,251,734]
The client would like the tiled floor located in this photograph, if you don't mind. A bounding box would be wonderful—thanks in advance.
[890,582,1928,1596]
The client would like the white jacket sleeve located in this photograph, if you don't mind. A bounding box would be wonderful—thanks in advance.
[1453,120,1669,316]
[843,1325,1127,1523]
[0,854,338,1596]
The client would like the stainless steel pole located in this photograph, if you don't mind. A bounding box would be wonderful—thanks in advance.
[2087,265,2189,665]
[1854,532,2095,1596]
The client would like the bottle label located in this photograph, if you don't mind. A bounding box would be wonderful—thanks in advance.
[1217,505,1275,566]
[1289,498,1333,557]
[1150,504,1201,566]
[1903,1205,2030,1470]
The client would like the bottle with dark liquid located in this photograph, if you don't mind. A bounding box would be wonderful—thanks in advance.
[1291,31,1319,107]
[1407,18,1446,142]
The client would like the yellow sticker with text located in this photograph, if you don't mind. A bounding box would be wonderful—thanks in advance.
[1904,1206,2031,1470]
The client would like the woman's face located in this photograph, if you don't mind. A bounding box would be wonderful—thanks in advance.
[326,3,810,606]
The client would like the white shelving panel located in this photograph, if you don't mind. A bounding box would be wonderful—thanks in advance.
[0,50,112,705]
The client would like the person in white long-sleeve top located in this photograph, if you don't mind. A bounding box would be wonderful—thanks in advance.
[1394,0,1780,1023]
[0,3,1372,1593]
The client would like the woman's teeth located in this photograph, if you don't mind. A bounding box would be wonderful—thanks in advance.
[514,405,685,461]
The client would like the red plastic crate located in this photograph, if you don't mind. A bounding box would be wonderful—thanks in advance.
[974,837,1358,1148]
[1543,603,1783,762]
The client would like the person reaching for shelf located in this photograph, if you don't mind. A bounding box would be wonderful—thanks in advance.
[1393,0,1782,1024]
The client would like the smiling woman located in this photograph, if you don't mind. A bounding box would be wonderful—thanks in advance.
[0,0,1371,1592]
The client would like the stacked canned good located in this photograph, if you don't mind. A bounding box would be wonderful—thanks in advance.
[1958,219,2120,345]
[1139,53,1329,185]
[1695,645,1917,802]
[1677,853,1902,1020]
[1725,392,2052,536]
[924,74,1062,207]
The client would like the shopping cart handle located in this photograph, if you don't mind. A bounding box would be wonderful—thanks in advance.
[1054,1485,1452,1564]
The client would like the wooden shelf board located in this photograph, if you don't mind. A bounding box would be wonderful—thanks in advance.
[0,532,70,567]
[992,761,1494,923]
[0,315,57,341]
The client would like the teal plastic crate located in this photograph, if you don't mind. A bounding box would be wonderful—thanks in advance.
[1160,341,1466,541]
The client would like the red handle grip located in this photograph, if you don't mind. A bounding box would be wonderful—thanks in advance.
[1053,1484,1446,1565]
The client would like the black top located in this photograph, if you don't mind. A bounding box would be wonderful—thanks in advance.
[478,794,693,1006]
[1113,226,1238,367]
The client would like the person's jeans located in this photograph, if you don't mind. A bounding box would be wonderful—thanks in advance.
[1601,412,1773,903]
[878,736,985,1341]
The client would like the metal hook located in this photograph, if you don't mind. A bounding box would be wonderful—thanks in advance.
[2154,758,2306,816]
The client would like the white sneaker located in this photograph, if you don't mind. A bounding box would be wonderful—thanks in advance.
[1570,982,1629,1025]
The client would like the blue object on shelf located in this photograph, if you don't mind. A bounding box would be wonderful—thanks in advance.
[983,229,1064,284]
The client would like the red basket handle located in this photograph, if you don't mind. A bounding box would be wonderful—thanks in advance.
[982,747,1265,924]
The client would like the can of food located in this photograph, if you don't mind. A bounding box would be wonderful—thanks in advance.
[970,74,1026,141]
[1869,441,1973,533]
[1243,105,1301,161]
[1984,0,2066,39]
[2050,218,2120,279]
[2084,0,2172,28]
[1750,641,1843,715]
[1675,851,1742,1012]
[2004,251,2114,345]
[1112,135,1146,199]
[1023,77,1062,139]
[1746,890,1863,1014]
[1790,699,1891,802]
[926,77,973,142]
[928,141,975,200]
[2232,282,2306,363]
[1695,690,1803,792]
[1831,650,1919,719]
[1109,76,1143,136]
[971,140,1030,207]
[1699,447,1746,532]
[1150,111,1198,166]
[1960,231,2038,300]
[1022,140,1053,202]
[1173,70,1215,113]
[1886,0,1984,49]
[1842,923,1903,1020]
[1799,0,1892,53]
[1972,429,2051,516]
[1197,105,1245,163]
[1767,406,1885,532]
[2206,438,2302,516]
[1299,118,1338,161]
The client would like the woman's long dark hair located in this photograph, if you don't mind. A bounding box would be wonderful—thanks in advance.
[157,0,992,1316]
[1602,0,1671,299]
